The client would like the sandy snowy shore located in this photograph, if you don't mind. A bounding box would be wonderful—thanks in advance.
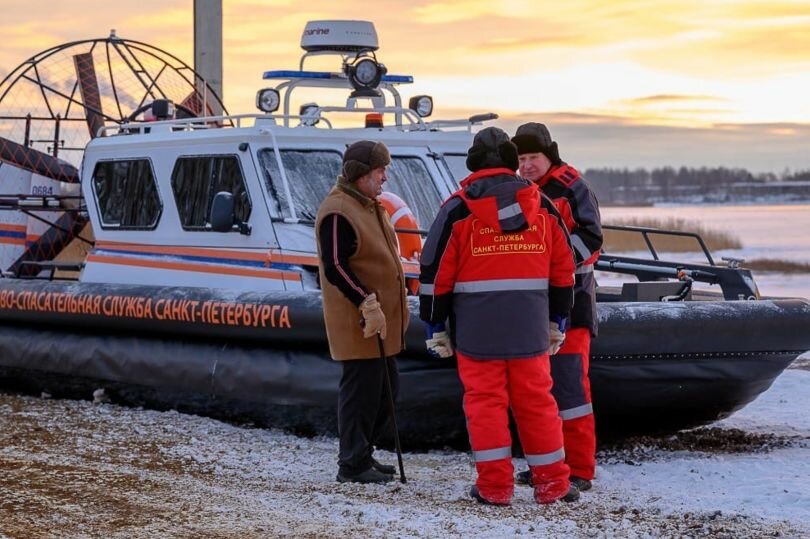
[1,357,808,539]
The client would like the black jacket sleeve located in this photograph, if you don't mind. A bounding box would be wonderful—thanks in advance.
[318,213,370,306]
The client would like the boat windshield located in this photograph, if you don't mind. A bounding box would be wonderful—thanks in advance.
[258,149,443,229]
[441,153,469,185]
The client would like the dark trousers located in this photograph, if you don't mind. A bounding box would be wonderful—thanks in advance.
[337,356,399,475]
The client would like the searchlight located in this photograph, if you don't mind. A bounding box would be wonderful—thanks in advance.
[256,88,280,113]
[408,95,433,118]
[345,54,387,98]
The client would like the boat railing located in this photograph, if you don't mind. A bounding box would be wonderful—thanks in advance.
[99,114,246,136]
[294,105,424,129]
[598,224,759,300]
[0,194,85,212]
[97,106,495,137]
[602,224,716,265]
[420,113,501,132]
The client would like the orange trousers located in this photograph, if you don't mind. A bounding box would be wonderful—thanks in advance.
[550,327,596,480]
[457,351,570,504]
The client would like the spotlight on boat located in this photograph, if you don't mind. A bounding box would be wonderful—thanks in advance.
[148,99,175,121]
[299,102,321,126]
[256,88,280,113]
[408,95,433,118]
[346,57,387,98]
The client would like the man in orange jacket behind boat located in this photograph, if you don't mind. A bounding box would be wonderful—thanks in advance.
[419,127,580,505]
[512,123,603,493]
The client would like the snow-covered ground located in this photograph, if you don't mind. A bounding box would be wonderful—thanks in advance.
[1,356,808,538]
[597,355,810,531]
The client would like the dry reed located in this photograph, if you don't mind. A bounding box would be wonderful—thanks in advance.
[744,258,810,273]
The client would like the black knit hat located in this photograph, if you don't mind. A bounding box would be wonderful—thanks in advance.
[465,127,519,172]
[342,140,391,182]
[511,122,562,165]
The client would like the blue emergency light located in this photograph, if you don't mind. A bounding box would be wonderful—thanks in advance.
[262,70,413,84]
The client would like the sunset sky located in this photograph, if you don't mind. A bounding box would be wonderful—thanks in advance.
[2,0,810,172]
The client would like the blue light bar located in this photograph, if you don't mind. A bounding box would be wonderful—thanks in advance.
[262,70,413,84]
[263,70,333,79]
[382,74,414,83]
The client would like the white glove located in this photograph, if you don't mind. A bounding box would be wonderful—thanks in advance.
[547,322,565,356]
[426,331,454,358]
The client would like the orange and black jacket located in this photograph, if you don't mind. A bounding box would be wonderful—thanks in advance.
[535,164,603,335]
[419,168,575,359]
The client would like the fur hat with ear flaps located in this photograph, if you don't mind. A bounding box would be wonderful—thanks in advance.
[465,127,520,172]
[342,140,391,182]
[511,122,562,165]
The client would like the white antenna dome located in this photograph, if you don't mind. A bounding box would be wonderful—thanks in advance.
[300,20,379,52]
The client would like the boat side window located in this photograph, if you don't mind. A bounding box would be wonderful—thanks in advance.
[440,154,469,186]
[171,155,252,230]
[258,149,342,221]
[91,159,162,229]
[386,156,443,229]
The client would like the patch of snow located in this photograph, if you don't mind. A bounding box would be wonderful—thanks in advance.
[1,370,808,537]
[597,370,810,530]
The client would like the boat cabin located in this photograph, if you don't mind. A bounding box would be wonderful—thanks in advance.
[79,20,493,291]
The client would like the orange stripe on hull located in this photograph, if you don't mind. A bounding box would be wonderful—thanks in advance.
[0,237,26,246]
[86,254,302,281]
[93,242,405,273]
[268,250,319,266]
[96,241,270,263]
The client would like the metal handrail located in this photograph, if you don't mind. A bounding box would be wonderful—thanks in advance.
[602,224,716,266]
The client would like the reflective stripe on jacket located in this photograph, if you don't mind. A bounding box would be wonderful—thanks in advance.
[537,164,603,335]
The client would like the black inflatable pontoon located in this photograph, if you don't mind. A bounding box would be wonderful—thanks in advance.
[0,278,807,448]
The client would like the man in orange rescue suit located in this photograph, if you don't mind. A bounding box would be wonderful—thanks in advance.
[512,122,603,493]
[419,127,580,505]
[315,140,409,484]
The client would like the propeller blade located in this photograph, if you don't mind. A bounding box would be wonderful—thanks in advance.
[73,52,105,139]
[0,136,79,183]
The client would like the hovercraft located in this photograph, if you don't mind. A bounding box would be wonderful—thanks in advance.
[0,22,807,448]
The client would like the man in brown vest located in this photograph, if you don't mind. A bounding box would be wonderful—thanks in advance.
[315,140,409,484]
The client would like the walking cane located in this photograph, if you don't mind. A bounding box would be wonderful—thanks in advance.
[377,335,407,484]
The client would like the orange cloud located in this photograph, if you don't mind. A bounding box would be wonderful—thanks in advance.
[627,95,728,104]
[2,0,810,131]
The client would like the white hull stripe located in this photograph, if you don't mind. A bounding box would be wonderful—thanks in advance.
[497,203,522,220]
[559,403,593,420]
[454,278,548,293]
[473,446,511,462]
[525,447,566,466]
[575,264,594,275]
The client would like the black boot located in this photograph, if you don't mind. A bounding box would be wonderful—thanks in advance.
[371,457,396,475]
[570,476,592,492]
[469,485,510,506]
[515,469,532,486]
[561,484,580,503]
[336,467,393,484]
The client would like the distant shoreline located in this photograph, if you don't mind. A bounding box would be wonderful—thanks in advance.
[601,199,810,208]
